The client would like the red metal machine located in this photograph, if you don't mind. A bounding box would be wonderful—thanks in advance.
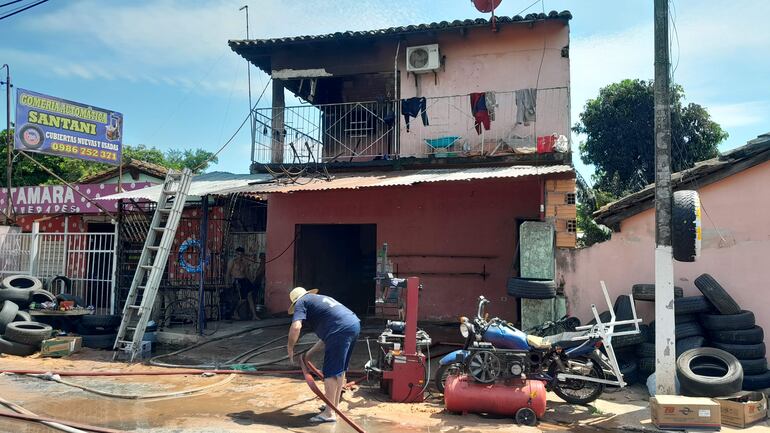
[370,277,430,403]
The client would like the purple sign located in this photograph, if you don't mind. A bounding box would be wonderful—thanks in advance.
[0,182,153,215]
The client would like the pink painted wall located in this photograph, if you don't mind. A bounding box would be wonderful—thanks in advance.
[558,160,770,360]
[263,177,553,320]
[398,20,570,156]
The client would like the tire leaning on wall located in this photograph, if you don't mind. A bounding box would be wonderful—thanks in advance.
[672,190,701,262]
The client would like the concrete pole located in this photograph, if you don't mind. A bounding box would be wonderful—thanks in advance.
[271,79,285,164]
[653,0,677,394]
[3,65,11,224]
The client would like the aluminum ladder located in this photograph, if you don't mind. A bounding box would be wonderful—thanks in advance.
[113,168,193,361]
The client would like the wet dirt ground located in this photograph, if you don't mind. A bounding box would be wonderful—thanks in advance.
[0,320,763,432]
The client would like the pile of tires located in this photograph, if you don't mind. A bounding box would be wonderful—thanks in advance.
[694,273,770,391]
[0,275,57,308]
[0,299,52,356]
[76,315,121,349]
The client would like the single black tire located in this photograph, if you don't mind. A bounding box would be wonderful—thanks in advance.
[612,324,648,349]
[0,335,36,356]
[80,314,121,329]
[515,407,538,426]
[694,273,741,315]
[613,295,634,331]
[638,357,656,375]
[676,336,706,357]
[701,310,755,331]
[49,276,72,293]
[710,342,766,360]
[14,311,31,322]
[76,323,117,336]
[632,284,683,301]
[742,371,770,391]
[588,311,612,325]
[4,321,52,346]
[17,124,45,150]
[507,277,556,299]
[738,358,768,375]
[612,359,639,386]
[30,289,56,304]
[0,300,19,334]
[637,343,655,358]
[672,190,700,262]
[676,322,705,340]
[709,326,764,345]
[674,296,714,315]
[0,288,32,308]
[676,348,743,397]
[434,362,463,394]
[550,358,605,405]
[2,275,42,291]
[81,333,117,349]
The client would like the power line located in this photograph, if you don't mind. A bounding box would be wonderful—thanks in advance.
[514,0,541,17]
[0,1,25,9]
[0,0,49,21]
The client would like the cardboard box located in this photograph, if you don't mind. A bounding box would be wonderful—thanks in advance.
[113,340,152,360]
[41,336,82,357]
[651,395,721,431]
[718,392,767,428]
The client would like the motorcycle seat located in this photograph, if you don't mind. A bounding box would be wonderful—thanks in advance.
[541,331,589,349]
[526,335,551,349]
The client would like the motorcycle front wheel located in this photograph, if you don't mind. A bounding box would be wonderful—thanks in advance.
[551,358,606,405]
[435,362,463,393]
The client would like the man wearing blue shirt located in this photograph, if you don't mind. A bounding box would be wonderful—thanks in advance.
[287,287,360,423]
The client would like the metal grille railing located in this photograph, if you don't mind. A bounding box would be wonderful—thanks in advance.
[252,88,569,163]
[0,228,117,313]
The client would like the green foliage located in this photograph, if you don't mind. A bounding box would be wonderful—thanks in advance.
[574,79,727,194]
[0,130,217,186]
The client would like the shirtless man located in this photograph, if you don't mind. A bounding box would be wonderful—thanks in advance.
[225,247,256,319]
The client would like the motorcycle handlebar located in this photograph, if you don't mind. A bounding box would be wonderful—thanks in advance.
[476,296,490,320]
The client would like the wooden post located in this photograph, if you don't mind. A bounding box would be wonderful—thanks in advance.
[271,79,285,164]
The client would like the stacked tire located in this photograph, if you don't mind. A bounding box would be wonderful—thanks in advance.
[695,274,770,391]
[0,300,52,356]
[632,285,710,378]
[77,315,121,349]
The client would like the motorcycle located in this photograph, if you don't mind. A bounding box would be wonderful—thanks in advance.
[436,282,641,405]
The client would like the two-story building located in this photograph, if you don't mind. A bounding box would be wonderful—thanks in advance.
[222,11,578,321]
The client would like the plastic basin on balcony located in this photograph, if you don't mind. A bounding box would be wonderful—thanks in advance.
[425,136,461,157]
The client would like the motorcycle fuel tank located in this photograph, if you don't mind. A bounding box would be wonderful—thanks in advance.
[444,375,547,418]
[483,322,530,350]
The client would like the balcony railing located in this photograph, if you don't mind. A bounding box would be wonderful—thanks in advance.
[252,88,569,164]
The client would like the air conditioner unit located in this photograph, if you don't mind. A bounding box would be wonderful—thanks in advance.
[406,44,440,73]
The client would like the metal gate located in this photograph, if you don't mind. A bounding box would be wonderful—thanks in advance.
[0,222,118,313]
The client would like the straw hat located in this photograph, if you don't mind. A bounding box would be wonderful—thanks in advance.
[288,287,318,314]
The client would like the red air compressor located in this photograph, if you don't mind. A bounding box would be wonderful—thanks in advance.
[367,277,431,403]
[443,375,547,426]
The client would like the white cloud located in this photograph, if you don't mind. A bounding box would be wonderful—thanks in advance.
[707,101,769,128]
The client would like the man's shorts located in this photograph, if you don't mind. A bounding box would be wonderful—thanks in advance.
[322,322,361,378]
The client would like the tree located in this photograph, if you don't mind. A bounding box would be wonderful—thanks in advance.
[0,130,217,186]
[574,79,727,194]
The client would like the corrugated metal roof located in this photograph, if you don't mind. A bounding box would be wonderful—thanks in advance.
[222,165,574,195]
[99,172,271,202]
[228,11,571,49]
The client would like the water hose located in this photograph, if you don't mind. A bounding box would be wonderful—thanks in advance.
[300,354,366,433]
[0,411,126,433]
[21,372,237,400]
[0,396,87,433]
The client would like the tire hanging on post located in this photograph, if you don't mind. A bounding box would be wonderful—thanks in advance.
[672,190,701,262]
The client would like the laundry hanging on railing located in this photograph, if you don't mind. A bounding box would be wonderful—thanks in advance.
[485,92,497,121]
[470,92,491,134]
[401,97,429,132]
[515,88,537,124]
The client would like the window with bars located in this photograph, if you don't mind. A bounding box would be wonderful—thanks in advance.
[567,219,577,233]
[566,193,576,205]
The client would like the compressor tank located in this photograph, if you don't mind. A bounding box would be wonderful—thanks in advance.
[443,375,547,418]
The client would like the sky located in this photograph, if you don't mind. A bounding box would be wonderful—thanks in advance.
[0,0,768,181]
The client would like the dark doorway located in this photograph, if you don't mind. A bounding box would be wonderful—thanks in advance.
[294,224,376,315]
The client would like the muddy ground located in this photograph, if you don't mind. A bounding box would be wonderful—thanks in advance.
[0,319,765,432]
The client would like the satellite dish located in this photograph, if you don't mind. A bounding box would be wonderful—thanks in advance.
[473,0,502,13]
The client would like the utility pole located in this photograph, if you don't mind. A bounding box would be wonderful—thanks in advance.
[653,0,677,394]
[1,64,11,224]
[239,5,255,163]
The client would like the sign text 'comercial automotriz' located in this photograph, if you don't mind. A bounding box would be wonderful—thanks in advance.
[14,88,123,165]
